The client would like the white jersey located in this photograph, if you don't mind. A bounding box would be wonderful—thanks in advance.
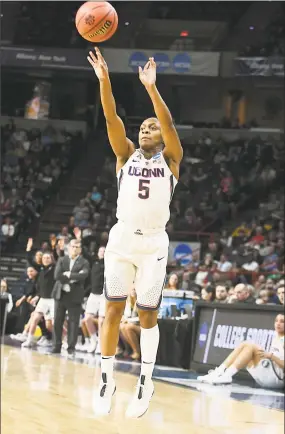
[116,149,177,230]
[247,333,284,388]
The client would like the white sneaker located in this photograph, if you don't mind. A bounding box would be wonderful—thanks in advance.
[125,376,154,418]
[197,368,224,383]
[11,333,28,342]
[211,372,233,385]
[37,337,52,347]
[95,374,116,416]
[87,339,97,354]
[21,339,35,348]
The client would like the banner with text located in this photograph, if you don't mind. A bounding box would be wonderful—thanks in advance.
[103,49,220,76]
[234,56,284,77]
[192,305,282,367]
[1,46,220,76]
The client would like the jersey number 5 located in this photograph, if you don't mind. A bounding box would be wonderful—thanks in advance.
[138,179,150,199]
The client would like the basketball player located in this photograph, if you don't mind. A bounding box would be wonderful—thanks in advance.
[87,47,183,418]
[197,313,284,388]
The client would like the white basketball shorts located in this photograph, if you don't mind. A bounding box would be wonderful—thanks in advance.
[35,298,55,321]
[85,293,106,317]
[247,359,284,389]
[104,221,169,310]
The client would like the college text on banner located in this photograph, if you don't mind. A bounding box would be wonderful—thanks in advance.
[191,302,283,371]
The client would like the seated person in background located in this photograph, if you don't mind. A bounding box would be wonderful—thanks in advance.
[165,273,179,290]
[197,314,284,389]
[201,285,215,302]
[1,217,15,252]
[0,279,14,333]
[277,286,284,305]
[229,283,256,304]
[214,284,229,303]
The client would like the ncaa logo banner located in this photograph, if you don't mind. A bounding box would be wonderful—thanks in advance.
[168,241,200,266]
[103,49,220,76]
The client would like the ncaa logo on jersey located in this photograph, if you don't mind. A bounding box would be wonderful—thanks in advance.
[153,152,161,160]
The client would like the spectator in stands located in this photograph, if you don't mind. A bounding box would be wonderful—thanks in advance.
[26,238,43,272]
[13,266,38,332]
[230,283,255,304]
[1,278,13,313]
[214,284,229,303]
[1,217,15,252]
[217,254,232,272]
[165,273,179,290]
[73,199,90,227]
[261,246,279,272]
[201,286,215,302]
[277,286,284,305]
[22,252,55,348]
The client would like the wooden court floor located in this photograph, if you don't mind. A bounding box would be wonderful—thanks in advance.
[1,345,283,434]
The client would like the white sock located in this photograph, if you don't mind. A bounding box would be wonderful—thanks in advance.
[216,363,226,374]
[91,333,98,344]
[226,366,238,377]
[140,325,160,381]
[27,333,34,342]
[101,356,115,382]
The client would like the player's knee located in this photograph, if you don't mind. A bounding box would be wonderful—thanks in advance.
[138,309,158,329]
[105,301,125,324]
[84,314,93,324]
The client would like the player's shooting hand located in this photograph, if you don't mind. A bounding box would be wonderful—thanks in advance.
[139,57,156,89]
[87,47,109,81]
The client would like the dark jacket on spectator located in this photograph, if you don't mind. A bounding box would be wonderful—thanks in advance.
[54,255,90,304]
[20,276,38,298]
[37,264,56,299]
[91,258,104,295]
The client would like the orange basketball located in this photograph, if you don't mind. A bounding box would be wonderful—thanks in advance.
[75,1,118,43]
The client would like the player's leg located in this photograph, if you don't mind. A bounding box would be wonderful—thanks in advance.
[126,242,167,418]
[96,250,136,415]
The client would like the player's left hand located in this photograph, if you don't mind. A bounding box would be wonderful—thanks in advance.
[139,57,156,88]
[257,349,271,359]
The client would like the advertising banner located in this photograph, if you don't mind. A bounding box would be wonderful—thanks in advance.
[234,56,284,77]
[104,49,220,76]
[168,241,200,266]
[192,304,282,367]
[1,46,220,76]
[0,46,89,70]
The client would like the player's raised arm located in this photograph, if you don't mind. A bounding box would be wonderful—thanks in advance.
[87,47,135,161]
[139,58,183,165]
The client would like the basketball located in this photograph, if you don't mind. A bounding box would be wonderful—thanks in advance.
[75,1,118,43]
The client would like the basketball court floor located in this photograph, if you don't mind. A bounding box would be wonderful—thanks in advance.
[2,342,284,434]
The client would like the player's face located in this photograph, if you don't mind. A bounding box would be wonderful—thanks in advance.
[138,118,162,151]
[274,314,284,334]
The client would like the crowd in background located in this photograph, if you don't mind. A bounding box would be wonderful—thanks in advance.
[1,123,283,363]
[240,18,285,57]
[0,121,83,252]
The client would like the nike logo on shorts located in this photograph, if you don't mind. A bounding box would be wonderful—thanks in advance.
[157,257,165,261]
